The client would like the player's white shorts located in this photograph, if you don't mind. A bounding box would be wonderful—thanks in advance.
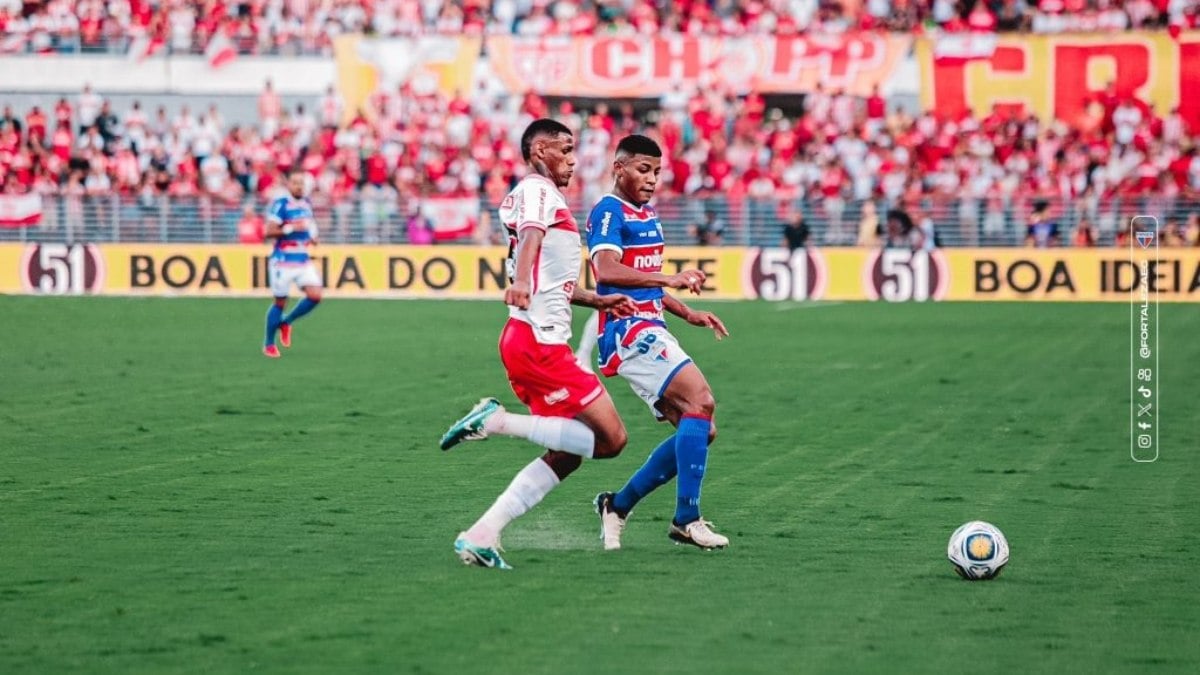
[613,326,693,417]
[269,261,322,297]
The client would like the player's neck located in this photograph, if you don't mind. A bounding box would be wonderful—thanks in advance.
[526,169,559,189]
[610,187,646,209]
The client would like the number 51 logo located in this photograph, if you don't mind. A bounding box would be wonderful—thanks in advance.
[864,249,949,302]
[20,244,106,295]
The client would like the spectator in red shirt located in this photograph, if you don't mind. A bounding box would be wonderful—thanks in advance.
[236,204,264,243]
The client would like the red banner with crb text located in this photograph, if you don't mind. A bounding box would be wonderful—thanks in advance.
[918,31,1200,130]
[488,34,911,98]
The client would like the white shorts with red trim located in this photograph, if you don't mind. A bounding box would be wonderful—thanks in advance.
[605,324,692,418]
[269,260,321,297]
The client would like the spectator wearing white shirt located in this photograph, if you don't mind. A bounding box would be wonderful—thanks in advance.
[77,83,101,132]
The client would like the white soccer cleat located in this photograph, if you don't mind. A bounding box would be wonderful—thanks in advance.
[668,519,729,550]
[593,492,627,550]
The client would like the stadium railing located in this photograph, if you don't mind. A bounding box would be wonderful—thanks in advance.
[2,194,1194,247]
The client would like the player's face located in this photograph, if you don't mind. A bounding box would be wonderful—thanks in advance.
[616,154,661,205]
[288,173,306,198]
[535,133,576,188]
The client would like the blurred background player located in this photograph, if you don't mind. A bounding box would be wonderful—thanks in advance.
[262,169,322,358]
[438,119,638,570]
[587,135,731,551]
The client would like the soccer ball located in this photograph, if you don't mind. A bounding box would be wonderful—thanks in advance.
[947,521,1009,580]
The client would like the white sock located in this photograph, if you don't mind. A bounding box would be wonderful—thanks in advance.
[485,412,595,458]
[574,312,600,363]
[465,457,561,547]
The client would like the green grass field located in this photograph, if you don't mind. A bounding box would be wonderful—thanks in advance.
[2,296,1197,674]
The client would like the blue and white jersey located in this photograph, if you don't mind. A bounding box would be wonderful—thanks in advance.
[266,195,318,265]
[586,194,668,377]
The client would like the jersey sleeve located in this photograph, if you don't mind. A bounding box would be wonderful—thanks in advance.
[514,181,553,233]
[265,198,285,224]
[586,199,625,259]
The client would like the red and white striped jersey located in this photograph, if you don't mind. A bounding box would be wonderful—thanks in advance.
[498,173,581,345]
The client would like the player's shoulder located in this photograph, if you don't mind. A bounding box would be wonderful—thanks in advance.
[504,174,560,207]
[589,194,627,220]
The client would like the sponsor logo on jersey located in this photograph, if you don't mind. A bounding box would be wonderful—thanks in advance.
[599,210,612,237]
[544,388,570,405]
[501,195,514,210]
[630,252,663,271]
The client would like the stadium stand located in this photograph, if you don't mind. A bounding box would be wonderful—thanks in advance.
[1,1,1199,56]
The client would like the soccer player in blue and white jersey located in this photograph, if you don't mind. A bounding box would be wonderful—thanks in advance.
[262,170,322,358]
[586,134,731,550]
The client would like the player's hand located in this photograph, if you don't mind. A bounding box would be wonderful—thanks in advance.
[505,280,532,309]
[667,269,706,295]
[598,294,638,319]
[686,310,729,340]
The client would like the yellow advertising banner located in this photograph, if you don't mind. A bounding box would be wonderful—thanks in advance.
[0,244,751,299]
[941,248,1200,302]
[2,244,1197,302]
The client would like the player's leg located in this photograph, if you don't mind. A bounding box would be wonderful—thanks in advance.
[280,264,323,346]
[441,320,627,458]
[594,327,692,549]
[442,388,627,457]
[574,311,600,372]
[601,400,718,530]
[659,363,728,549]
[263,260,288,358]
[452,394,626,569]
[455,450,576,570]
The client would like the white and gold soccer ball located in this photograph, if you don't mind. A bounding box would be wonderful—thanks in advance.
[947,521,1009,580]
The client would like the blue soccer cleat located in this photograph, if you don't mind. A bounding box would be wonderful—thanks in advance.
[454,532,512,570]
[440,397,503,451]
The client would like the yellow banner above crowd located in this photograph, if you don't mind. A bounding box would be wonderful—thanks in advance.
[1,244,1197,302]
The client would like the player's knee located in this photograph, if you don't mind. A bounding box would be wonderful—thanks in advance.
[273,298,287,308]
[541,451,582,480]
[680,389,716,418]
[593,426,627,459]
[305,289,322,302]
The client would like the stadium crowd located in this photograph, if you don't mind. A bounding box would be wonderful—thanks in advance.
[1,1,1199,55]
[2,76,1200,246]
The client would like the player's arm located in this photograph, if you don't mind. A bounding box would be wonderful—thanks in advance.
[591,250,705,295]
[262,200,307,240]
[505,226,543,310]
[571,286,638,318]
[663,292,728,340]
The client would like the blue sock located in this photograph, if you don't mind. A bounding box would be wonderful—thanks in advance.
[264,304,283,346]
[612,434,677,514]
[284,297,319,324]
[674,415,711,525]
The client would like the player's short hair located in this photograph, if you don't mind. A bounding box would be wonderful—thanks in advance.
[521,118,573,161]
[615,134,662,160]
